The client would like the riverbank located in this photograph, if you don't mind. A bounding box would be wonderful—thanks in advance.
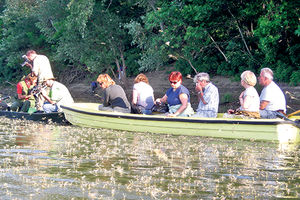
[1,70,300,113]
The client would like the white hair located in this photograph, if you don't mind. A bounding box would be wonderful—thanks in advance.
[194,72,210,83]
[260,68,273,80]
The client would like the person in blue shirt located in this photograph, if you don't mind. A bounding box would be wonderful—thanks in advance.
[155,71,194,117]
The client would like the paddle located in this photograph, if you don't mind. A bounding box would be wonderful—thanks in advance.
[276,112,300,129]
[287,110,300,118]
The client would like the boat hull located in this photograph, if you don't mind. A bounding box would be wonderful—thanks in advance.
[61,103,300,143]
[0,110,67,124]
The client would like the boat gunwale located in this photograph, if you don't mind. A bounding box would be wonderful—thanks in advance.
[61,104,296,126]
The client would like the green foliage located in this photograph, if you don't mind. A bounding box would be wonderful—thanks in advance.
[290,71,300,86]
[0,0,299,86]
[124,48,141,76]
[221,92,234,104]
[274,61,293,82]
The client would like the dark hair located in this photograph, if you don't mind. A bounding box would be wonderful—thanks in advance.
[26,50,36,56]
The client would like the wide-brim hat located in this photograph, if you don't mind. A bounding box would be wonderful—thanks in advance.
[43,77,56,82]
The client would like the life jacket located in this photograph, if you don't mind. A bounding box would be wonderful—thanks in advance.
[18,81,35,102]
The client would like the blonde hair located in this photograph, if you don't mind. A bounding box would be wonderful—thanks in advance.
[97,74,115,87]
[134,73,149,84]
[241,70,257,86]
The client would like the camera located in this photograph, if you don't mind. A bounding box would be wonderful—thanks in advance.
[21,55,31,67]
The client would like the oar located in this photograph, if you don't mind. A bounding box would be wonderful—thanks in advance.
[288,110,300,118]
[276,112,300,129]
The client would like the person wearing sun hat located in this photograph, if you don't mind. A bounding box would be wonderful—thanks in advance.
[40,77,74,113]
[155,71,194,117]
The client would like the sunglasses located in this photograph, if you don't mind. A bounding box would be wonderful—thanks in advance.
[170,81,178,84]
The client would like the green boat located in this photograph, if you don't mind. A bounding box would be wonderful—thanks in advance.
[61,103,300,143]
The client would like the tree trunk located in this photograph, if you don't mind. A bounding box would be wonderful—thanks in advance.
[207,32,228,62]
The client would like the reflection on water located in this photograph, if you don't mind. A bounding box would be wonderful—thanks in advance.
[0,116,299,199]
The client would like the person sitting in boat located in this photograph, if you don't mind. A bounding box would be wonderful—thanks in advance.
[40,78,74,113]
[11,73,37,112]
[258,67,286,119]
[131,73,155,114]
[226,70,260,118]
[97,74,131,113]
[192,72,219,118]
[156,71,194,117]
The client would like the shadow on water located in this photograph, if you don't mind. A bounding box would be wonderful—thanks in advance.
[0,116,299,199]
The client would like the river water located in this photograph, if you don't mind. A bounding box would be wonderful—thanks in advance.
[0,117,299,199]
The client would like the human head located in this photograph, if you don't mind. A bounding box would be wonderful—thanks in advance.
[26,50,37,61]
[25,73,37,85]
[169,71,182,88]
[259,68,273,86]
[169,71,182,83]
[193,72,210,83]
[44,78,56,87]
[134,73,149,84]
[97,74,115,89]
[240,70,257,86]
[194,72,210,88]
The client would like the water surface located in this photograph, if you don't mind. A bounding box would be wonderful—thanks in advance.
[0,117,299,199]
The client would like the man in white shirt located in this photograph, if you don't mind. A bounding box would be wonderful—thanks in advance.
[25,50,54,111]
[258,68,286,119]
[41,78,74,113]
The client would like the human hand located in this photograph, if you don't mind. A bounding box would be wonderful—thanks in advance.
[155,98,161,105]
[167,113,177,117]
[239,91,244,99]
[227,109,235,114]
[195,82,202,93]
[25,62,32,68]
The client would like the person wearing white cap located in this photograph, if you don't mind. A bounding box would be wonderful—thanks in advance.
[41,78,74,113]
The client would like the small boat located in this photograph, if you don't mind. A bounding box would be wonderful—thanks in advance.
[0,110,67,124]
[61,103,300,143]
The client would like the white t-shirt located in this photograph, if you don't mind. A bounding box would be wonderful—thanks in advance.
[32,55,54,84]
[240,86,260,112]
[50,81,74,111]
[133,82,154,110]
[260,81,286,112]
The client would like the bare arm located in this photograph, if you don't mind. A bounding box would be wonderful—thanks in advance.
[195,82,207,104]
[156,94,168,104]
[17,93,33,100]
[132,89,138,105]
[41,89,55,105]
[260,100,269,110]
